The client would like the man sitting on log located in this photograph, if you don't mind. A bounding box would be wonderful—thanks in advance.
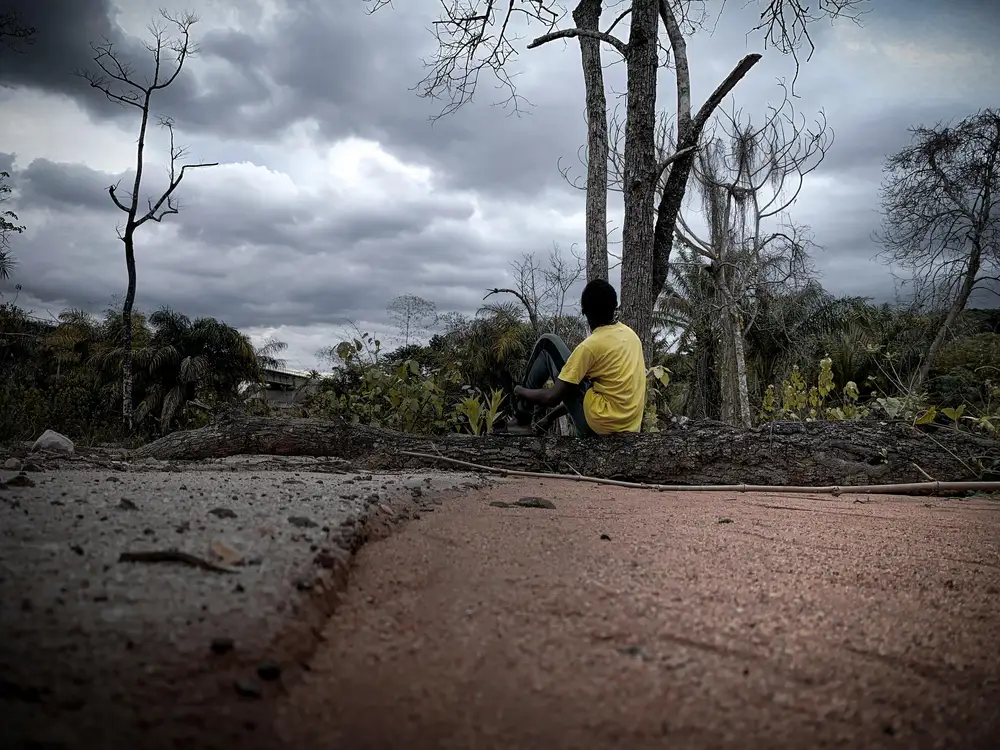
[499,279,647,437]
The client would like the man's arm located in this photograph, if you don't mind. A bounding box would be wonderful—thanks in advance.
[514,379,575,409]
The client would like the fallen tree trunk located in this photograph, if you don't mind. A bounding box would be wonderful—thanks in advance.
[131,413,999,487]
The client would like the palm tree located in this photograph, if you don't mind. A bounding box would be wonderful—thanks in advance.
[133,307,285,430]
[746,283,870,393]
[656,245,722,419]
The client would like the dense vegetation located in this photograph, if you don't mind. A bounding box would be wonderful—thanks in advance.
[0,302,283,444]
[3,277,998,446]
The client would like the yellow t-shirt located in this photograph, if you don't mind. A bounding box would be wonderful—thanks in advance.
[557,322,647,434]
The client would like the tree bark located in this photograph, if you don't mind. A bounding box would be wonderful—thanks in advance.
[715,262,753,427]
[132,412,999,486]
[618,0,659,351]
[121,231,137,431]
[573,0,610,283]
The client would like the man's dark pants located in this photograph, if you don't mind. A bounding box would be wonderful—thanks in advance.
[515,333,595,436]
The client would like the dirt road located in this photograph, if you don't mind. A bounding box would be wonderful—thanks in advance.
[0,462,483,750]
[275,480,1000,750]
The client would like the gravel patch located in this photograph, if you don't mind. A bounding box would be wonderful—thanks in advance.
[0,463,486,750]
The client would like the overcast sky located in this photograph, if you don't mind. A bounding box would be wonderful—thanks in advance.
[0,0,997,370]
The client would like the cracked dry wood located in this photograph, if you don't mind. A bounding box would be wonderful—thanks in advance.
[131,414,999,486]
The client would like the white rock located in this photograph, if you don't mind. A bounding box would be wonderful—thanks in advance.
[31,429,75,455]
[2,457,21,470]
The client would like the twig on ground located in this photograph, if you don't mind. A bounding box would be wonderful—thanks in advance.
[118,549,240,573]
[910,426,978,477]
[563,461,583,476]
[399,450,1000,497]
[912,463,936,482]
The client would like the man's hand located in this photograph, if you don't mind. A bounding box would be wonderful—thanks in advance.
[513,380,572,409]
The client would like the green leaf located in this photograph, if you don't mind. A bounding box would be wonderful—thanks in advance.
[941,404,965,423]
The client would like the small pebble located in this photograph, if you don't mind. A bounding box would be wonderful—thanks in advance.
[233,680,262,699]
[515,497,556,509]
[257,661,282,681]
[210,637,235,655]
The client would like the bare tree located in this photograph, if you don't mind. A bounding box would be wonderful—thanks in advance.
[668,87,832,426]
[543,243,586,331]
[876,108,1000,390]
[573,0,611,282]
[78,11,217,430]
[387,294,438,347]
[485,252,546,333]
[484,244,584,335]
[371,0,868,352]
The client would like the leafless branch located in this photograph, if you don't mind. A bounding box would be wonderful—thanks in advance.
[107,182,131,213]
[75,11,200,110]
[369,0,562,119]
[528,26,628,57]
[692,80,834,222]
[750,0,871,94]
[484,244,586,334]
[133,118,217,228]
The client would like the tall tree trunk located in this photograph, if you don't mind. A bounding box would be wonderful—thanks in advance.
[618,0,659,350]
[716,265,737,425]
[689,325,720,420]
[119,94,152,432]
[731,311,752,427]
[915,244,983,390]
[714,260,752,427]
[121,228,137,431]
[573,0,609,283]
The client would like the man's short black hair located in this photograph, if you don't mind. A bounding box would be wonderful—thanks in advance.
[580,279,618,325]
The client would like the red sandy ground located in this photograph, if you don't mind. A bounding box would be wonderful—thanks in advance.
[274,479,1000,750]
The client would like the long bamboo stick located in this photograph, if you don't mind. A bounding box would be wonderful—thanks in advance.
[399,450,1000,497]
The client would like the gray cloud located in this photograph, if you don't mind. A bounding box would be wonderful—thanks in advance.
[2,156,572,336]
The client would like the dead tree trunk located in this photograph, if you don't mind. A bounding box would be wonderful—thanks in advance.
[132,413,999,487]
[618,0,659,350]
[121,227,138,429]
[573,0,610,283]
[915,241,983,391]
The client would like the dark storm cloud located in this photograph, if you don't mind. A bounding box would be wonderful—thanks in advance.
[4,0,997,206]
[17,158,125,212]
[0,0,590,199]
[0,0,201,123]
[0,0,117,92]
